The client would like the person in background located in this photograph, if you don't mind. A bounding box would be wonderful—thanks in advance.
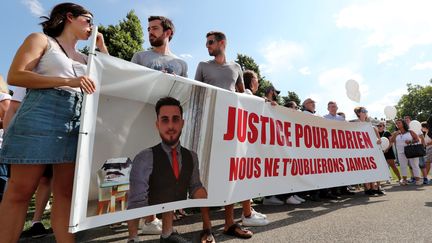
[0,3,108,242]
[353,107,385,195]
[337,112,346,120]
[262,85,285,205]
[2,86,54,239]
[323,101,355,196]
[422,122,432,177]
[240,70,270,226]
[0,75,11,202]
[377,121,402,183]
[390,118,422,186]
[284,101,299,110]
[420,122,430,184]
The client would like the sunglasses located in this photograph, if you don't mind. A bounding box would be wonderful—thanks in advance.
[206,39,217,46]
[377,124,384,127]
[360,109,368,113]
[80,15,93,26]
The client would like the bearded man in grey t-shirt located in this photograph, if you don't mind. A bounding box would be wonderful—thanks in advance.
[131,16,188,77]
[195,31,255,240]
[195,31,244,92]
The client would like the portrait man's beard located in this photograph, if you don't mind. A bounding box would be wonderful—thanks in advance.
[161,130,182,146]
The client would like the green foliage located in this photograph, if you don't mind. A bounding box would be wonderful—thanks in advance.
[396,82,432,122]
[98,10,144,61]
[235,53,301,106]
[282,91,301,107]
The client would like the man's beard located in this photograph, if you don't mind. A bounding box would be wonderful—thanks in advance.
[160,131,182,146]
[150,35,164,47]
[209,48,221,57]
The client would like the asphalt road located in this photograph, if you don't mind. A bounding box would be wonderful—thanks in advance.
[20,182,432,243]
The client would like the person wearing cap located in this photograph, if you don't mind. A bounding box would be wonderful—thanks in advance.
[264,86,280,103]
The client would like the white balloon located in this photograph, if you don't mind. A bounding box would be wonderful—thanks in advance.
[380,137,390,151]
[345,79,359,92]
[346,90,361,102]
[383,106,397,120]
[409,120,422,134]
[345,79,361,102]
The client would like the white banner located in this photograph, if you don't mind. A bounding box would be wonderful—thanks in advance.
[69,53,389,232]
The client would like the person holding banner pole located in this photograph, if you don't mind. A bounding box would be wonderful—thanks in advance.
[129,16,188,239]
[353,107,385,195]
[127,97,215,243]
[195,31,252,239]
[0,3,108,242]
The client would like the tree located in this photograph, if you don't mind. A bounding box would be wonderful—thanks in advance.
[236,54,272,98]
[396,81,432,122]
[235,53,302,106]
[282,91,301,107]
[98,10,144,61]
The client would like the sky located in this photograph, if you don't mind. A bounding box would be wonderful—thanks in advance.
[1,0,432,120]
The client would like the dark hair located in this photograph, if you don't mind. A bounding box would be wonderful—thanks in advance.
[354,106,367,118]
[243,70,257,90]
[421,121,428,128]
[40,3,92,37]
[327,101,336,106]
[284,101,298,109]
[206,31,226,41]
[155,97,183,117]
[148,16,175,41]
[396,118,410,132]
[337,112,346,118]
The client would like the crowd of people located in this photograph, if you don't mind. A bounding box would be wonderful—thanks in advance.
[0,2,431,243]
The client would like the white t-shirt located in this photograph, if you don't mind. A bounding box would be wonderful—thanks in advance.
[11,87,25,102]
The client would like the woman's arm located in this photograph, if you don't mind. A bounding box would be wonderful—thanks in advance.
[8,33,96,93]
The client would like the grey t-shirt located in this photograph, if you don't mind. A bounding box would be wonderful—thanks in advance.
[127,142,203,209]
[194,60,243,91]
[131,50,188,77]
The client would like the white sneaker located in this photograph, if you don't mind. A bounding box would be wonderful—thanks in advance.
[242,212,270,226]
[286,196,301,205]
[127,236,140,243]
[251,208,267,219]
[293,194,305,202]
[141,218,162,235]
[263,196,284,205]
